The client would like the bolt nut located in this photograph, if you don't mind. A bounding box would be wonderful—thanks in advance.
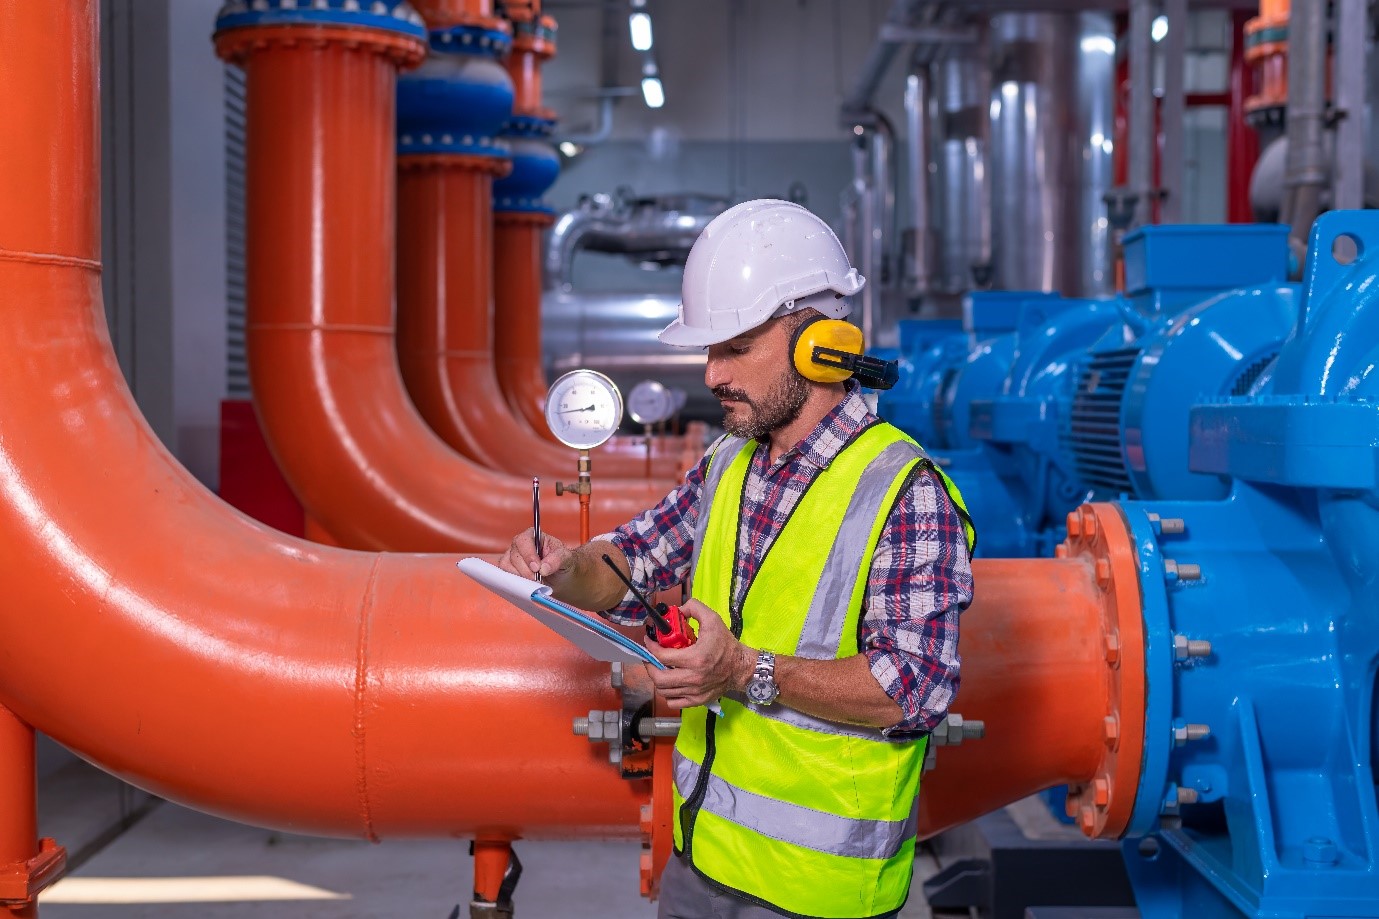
[1104,632,1121,665]
[1159,517,1186,535]
[1176,786,1199,805]
[1103,715,1120,748]
[1079,805,1097,834]
[1304,836,1339,865]
[1095,558,1112,587]
[1093,778,1110,807]
[1173,722,1211,746]
[1173,634,1212,661]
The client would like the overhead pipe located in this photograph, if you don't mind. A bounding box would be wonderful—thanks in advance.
[213,2,665,552]
[1127,0,1157,229]
[904,65,932,299]
[394,9,687,480]
[0,5,1153,913]
[841,0,935,121]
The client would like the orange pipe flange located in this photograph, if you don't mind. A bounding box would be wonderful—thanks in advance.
[411,0,504,31]
[214,22,665,551]
[0,0,648,843]
[396,157,686,481]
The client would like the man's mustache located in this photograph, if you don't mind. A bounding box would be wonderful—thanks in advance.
[712,386,752,405]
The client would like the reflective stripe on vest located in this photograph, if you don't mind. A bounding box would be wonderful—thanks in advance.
[674,421,957,918]
[673,750,919,861]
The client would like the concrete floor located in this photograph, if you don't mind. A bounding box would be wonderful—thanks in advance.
[39,799,942,918]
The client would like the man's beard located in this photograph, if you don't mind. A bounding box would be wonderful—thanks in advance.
[712,370,809,440]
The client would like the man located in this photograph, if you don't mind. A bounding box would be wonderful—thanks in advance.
[498,199,974,919]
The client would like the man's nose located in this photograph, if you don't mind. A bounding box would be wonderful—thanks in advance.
[704,353,728,390]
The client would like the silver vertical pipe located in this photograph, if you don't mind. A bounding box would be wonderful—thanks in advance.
[1128,0,1156,228]
[905,66,932,297]
[1283,0,1328,254]
[1078,14,1116,296]
[1159,0,1187,223]
[851,136,877,346]
[934,45,991,293]
[870,111,897,296]
[1332,0,1366,210]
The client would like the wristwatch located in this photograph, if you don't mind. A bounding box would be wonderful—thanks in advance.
[745,650,780,707]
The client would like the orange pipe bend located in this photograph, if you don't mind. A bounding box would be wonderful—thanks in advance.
[395,158,687,482]
[0,0,645,841]
[216,24,665,552]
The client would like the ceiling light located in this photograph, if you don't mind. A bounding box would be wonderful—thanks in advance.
[558,141,582,158]
[629,12,653,51]
[641,76,665,109]
[1151,15,1168,42]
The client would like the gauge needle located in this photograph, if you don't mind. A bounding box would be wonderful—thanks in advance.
[558,404,597,414]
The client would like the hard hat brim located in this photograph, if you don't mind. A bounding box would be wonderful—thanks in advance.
[658,315,743,348]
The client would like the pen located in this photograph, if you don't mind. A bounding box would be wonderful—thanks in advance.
[532,477,543,584]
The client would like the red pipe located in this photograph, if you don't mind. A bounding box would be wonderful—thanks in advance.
[0,0,646,846]
[396,157,687,480]
[214,21,665,552]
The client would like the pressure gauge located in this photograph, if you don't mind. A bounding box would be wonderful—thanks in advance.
[627,380,678,426]
[544,370,624,450]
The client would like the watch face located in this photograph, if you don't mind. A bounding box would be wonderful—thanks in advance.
[746,677,778,706]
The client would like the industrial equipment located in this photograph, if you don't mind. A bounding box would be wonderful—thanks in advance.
[880,224,1299,558]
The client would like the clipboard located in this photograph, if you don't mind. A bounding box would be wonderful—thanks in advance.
[456,558,666,670]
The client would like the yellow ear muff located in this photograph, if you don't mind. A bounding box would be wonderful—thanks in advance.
[789,315,864,383]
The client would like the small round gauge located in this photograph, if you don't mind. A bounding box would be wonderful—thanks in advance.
[544,370,624,449]
[627,380,677,426]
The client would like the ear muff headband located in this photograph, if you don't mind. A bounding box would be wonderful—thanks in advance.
[788,315,900,390]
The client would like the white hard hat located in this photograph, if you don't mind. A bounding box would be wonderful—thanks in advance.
[659,199,865,348]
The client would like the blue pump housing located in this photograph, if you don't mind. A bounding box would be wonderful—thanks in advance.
[881,225,1300,558]
[1112,210,1379,918]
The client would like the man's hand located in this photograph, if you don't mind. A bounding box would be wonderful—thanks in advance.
[645,600,755,710]
[496,528,571,582]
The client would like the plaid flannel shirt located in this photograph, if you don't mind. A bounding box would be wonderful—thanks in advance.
[597,383,974,735]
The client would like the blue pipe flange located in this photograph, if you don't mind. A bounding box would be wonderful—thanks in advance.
[398,51,515,157]
[493,134,559,215]
[215,0,427,41]
[503,113,557,140]
[428,23,511,57]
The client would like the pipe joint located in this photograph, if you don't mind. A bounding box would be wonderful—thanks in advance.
[398,44,516,157]
[494,131,559,216]
[215,0,428,44]
[428,21,511,56]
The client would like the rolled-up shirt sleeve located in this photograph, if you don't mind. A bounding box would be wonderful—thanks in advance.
[591,440,719,625]
[860,467,974,736]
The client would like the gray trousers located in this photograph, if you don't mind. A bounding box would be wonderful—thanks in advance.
[657,856,901,919]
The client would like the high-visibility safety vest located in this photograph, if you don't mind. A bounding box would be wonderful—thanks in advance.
[673,421,975,919]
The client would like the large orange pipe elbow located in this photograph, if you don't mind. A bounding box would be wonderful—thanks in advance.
[396,159,687,481]
[493,216,562,434]
[215,23,665,552]
[917,504,1146,839]
[0,0,644,842]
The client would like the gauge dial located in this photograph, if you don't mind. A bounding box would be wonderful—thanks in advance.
[627,380,677,426]
[544,370,624,449]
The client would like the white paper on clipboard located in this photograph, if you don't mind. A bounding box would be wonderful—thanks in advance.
[457,558,665,670]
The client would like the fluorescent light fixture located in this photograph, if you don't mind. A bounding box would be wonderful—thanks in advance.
[1151,15,1168,42]
[629,12,653,51]
[1080,35,1115,56]
[641,76,665,108]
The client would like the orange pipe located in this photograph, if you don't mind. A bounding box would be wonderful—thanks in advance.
[410,0,500,30]
[214,23,665,552]
[917,504,1146,839]
[396,158,685,481]
[0,0,646,842]
[493,216,562,440]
